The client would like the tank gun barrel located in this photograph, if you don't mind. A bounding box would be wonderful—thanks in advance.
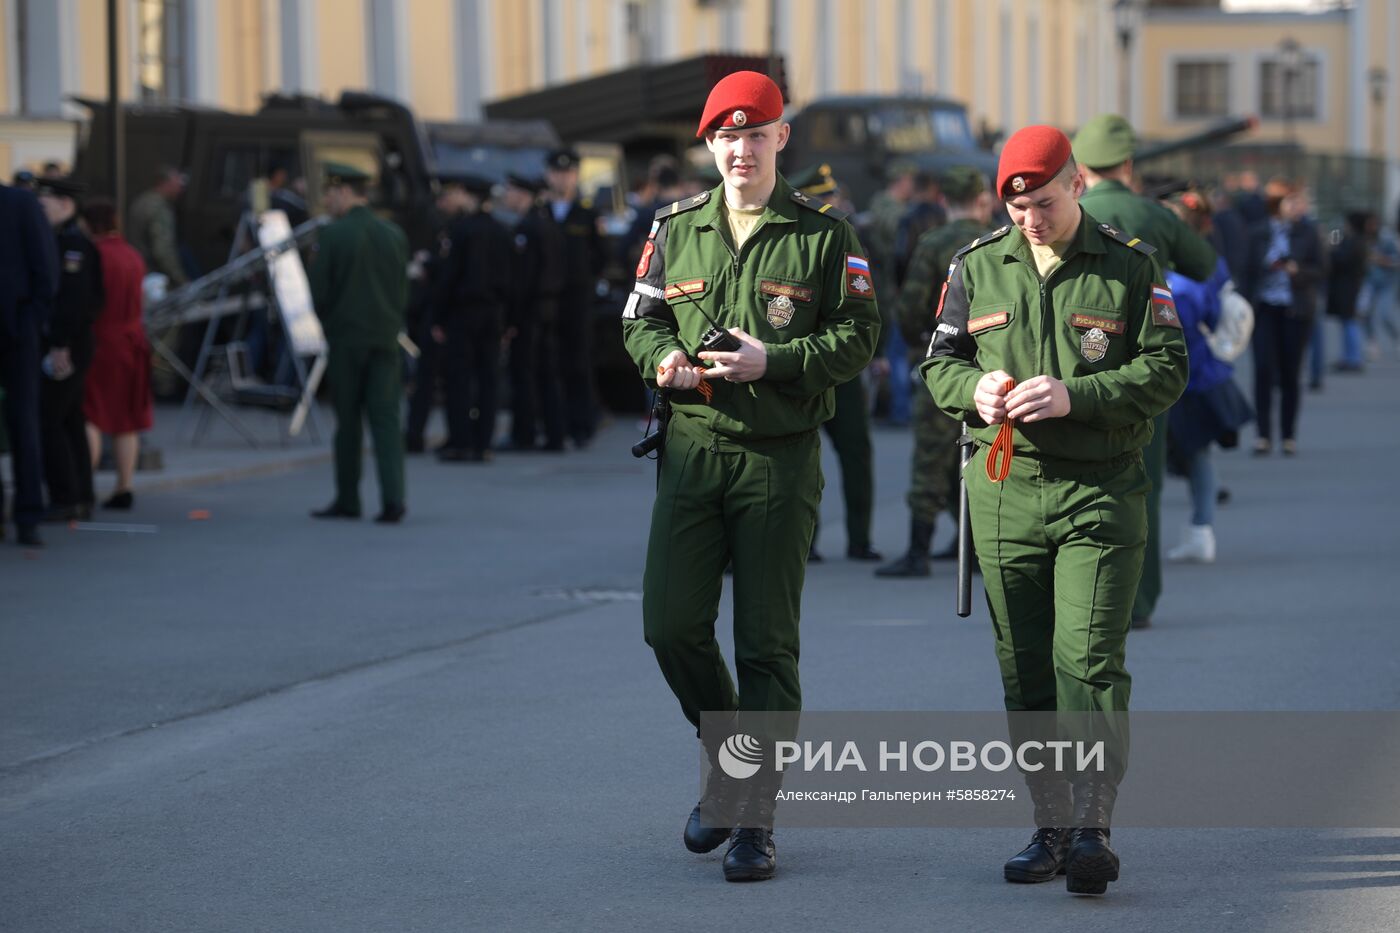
[1134,116,1257,163]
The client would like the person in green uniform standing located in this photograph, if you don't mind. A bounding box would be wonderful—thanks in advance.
[622,71,880,883]
[922,126,1187,896]
[878,166,996,578]
[789,163,882,562]
[1073,115,1217,629]
[309,162,410,524]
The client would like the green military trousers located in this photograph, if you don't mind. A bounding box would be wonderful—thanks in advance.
[819,377,875,552]
[1132,412,1168,622]
[328,345,406,513]
[907,385,961,525]
[967,446,1147,716]
[642,419,822,732]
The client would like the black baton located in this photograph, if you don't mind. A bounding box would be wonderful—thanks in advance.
[956,424,975,618]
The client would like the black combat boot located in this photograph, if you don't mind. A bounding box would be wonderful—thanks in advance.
[723,789,777,882]
[874,519,934,578]
[722,754,779,881]
[684,748,738,854]
[1064,781,1120,895]
[1004,778,1072,882]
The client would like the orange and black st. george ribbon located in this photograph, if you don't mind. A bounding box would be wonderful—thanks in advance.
[986,378,1016,483]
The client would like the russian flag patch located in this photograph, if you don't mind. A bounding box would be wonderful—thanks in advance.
[845,253,874,298]
[1151,285,1181,328]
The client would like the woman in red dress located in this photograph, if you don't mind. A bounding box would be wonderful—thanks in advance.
[81,199,152,509]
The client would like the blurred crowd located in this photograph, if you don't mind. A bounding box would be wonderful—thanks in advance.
[2,166,155,547]
[3,150,1397,556]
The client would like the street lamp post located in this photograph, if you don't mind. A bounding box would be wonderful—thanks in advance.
[1113,0,1144,118]
[1369,66,1388,156]
[1278,37,1302,179]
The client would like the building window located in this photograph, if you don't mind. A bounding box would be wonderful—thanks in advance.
[1259,57,1320,120]
[138,0,187,103]
[1174,60,1230,118]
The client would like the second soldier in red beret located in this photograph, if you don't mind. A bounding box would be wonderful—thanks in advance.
[920,124,1189,896]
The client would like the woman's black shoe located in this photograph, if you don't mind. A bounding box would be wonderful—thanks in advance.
[311,503,361,519]
[103,491,134,510]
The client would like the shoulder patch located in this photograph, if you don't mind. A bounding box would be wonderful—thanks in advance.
[653,190,711,221]
[1097,222,1158,257]
[953,225,1012,260]
[790,190,848,221]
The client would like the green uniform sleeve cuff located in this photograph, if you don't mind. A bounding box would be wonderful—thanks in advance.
[763,342,803,382]
[1063,378,1099,422]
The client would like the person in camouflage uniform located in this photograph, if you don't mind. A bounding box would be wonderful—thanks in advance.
[877,167,996,578]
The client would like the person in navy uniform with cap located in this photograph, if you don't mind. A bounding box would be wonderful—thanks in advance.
[432,174,513,462]
[36,176,103,523]
[501,173,567,452]
[545,148,607,448]
[0,177,58,546]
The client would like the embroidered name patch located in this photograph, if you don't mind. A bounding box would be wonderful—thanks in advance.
[967,312,1010,334]
[1151,285,1181,328]
[759,280,813,302]
[845,254,874,298]
[1069,313,1126,335]
[664,279,706,300]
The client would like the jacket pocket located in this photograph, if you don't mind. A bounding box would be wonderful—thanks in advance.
[967,303,1015,336]
[756,275,819,333]
[1065,307,1129,367]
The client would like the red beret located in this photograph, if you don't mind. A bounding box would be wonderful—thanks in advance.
[697,71,784,138]
[996,125,1074,199]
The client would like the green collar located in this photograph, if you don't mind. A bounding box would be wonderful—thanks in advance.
[692,174,800,231]
[1081,178,1131,199]
[993,209,1106,267]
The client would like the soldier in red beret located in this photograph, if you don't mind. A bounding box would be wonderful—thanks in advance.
[921,125,1189,895]
[622,70,881,883]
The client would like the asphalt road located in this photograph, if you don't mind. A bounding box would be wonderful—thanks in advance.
[3,357,1399,932]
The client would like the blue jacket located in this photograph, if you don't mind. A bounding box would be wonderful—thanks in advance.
[0,183,57,338]
[1167,257,1234,393]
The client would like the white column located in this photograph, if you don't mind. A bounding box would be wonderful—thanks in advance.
[367,0,410,101]
[1027,4,1040,123]
[721,0,741,51]
[864,0,880,92]
[653,0,675,63]
[609,0,626,69]
[186,0,221,105]
[1347,1,1369,154]
[774,0,791,89]
[4,0,19,113]
[1387,4,1400,223]
[456,0,487,116]
[543,0,564,83]
[279,0,319,94]
[1128,1,1144,123]
[933,0,948,95]
[818,0,835,94]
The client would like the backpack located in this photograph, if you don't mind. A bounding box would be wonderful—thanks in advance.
[1203,280,1254,362]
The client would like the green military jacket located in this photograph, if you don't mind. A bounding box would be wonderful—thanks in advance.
[1079,179,1217,282]
[309,205,410,349]
[127,190,186,285]
[897,216,995,349]
[622,176,881,444]
[920,209,1188,462]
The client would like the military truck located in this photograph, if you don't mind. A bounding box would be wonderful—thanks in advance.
[780,95,998,207]
[70,92,579,273]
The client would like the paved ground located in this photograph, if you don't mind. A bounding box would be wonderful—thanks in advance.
[3,358,1399,932]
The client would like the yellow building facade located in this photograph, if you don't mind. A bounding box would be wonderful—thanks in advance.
[2,0,1397,198]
